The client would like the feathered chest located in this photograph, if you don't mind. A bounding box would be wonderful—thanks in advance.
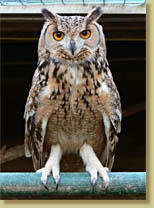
[25,56,121,156]
[28,56,121,138]
[26,56,121,133]
[35,59,109,152]
[38,59,106,114]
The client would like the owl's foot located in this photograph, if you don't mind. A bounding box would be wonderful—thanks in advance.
[36,144,62,190]
[80,143,110,189]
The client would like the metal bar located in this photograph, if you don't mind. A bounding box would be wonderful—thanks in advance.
[0,0,146,5]
[0,172,146,199]
[82,0,85,5]
[40,0,45,5]
[18,0,24,6]
[0,0,146,6]
[0,4,146,14]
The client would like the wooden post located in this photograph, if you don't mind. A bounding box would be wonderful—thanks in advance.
[0,172,146,199]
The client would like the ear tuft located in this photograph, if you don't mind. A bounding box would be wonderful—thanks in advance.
[41,8,56,21]
[86,7,103,24]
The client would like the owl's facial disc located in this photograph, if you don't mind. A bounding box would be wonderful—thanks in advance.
[41,7,105,61]
[56,29,93,60]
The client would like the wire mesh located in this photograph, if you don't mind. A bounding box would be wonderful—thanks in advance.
[0,0,146,6]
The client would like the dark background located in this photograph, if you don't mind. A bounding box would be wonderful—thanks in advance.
[1,13,146,172]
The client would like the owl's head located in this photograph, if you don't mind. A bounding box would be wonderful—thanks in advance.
[38,7,106,63]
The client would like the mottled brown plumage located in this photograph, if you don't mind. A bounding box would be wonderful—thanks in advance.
[24,7,121,188]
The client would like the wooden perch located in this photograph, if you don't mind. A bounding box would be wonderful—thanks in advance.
[0,102,145,165]
[122,101,145,118]
[0,144,24,165]
[0,172,146,199]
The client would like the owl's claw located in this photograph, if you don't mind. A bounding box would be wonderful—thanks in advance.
[37,166,61,191]
[91,183,95,192]
[54,174,60,190]
[91,175,97,187]
[40,169,50,190]
[103,179,110,190]
[36,144,62,191]
[39,169,60,190]
[90,176,97,192]
[90,171,109,191]
[42,181,49,191]
[80,143,110,189]
[56,183,59,190]
[89,167,110,189]
[36,168,49,190]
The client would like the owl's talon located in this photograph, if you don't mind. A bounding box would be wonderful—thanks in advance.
[90,175,97,187]
[41,174,49,188]
[38,144,62,192]
[42,181,49,191]
[103,177,110,190]
[54,174,60,190]
[90,176,97,192]
[41,174,49,190]
[53,174,60,185]
[80,143,110,189]
[99,171,110,189]
[91,183,95,192]
[56,183,59,190]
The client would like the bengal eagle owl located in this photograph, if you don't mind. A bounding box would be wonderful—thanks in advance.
[24,7,122,189]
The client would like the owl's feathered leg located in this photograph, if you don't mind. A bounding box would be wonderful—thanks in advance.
[80,143,110,189]
[37,144,62,189]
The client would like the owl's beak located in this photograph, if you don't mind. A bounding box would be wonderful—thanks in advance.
[70,39,76,56]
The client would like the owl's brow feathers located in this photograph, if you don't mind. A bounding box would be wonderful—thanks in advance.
[41,7,103,28]
[59,16,84,31]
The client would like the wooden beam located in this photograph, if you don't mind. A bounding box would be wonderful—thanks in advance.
[122,101,145,118]
[0,172,146,199]
[0,144,24,165]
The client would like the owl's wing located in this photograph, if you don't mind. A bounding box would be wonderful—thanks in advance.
[99,59,122,169]
[24,64,49,170]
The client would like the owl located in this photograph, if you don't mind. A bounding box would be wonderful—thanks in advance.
[24,7,121,189]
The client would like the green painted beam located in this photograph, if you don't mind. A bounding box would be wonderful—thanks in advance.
[0,172,146,199]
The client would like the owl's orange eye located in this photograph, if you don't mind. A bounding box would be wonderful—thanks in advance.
[80,30,91,39]
[53,31,65,41]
